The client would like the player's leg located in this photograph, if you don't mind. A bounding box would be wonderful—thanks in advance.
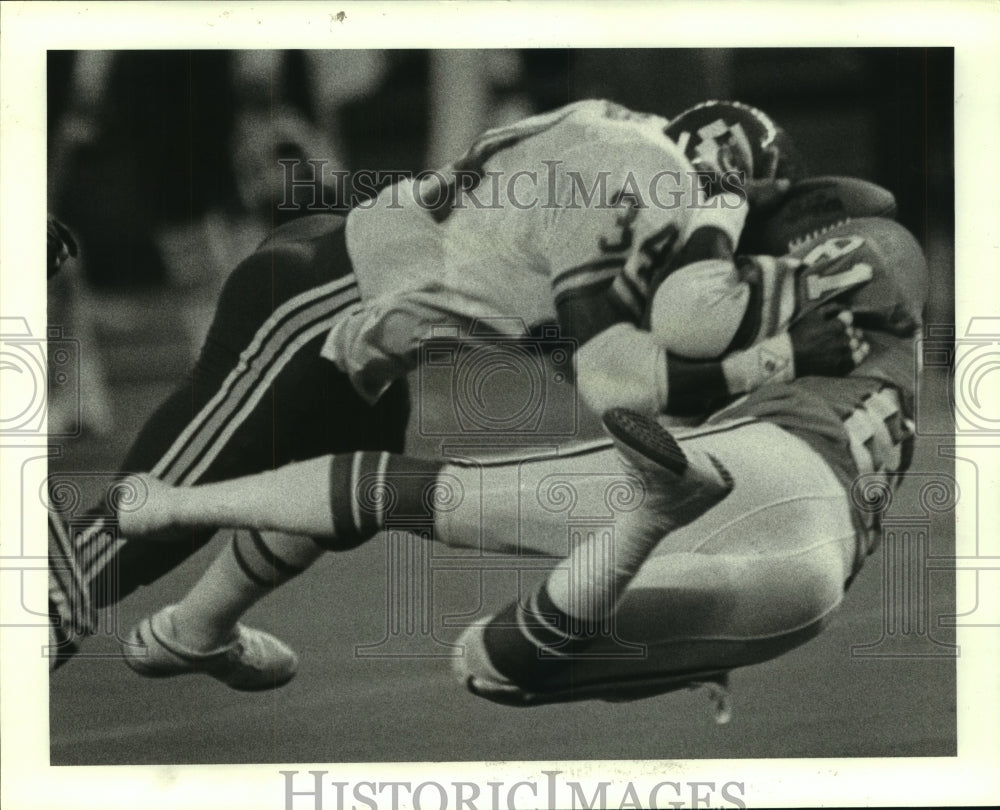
[120,529,320,691]
[455,418,857,711]
[48,214,370,660]
[120,451,448,546]
[500,410,733,677]
[116,409,732,688]
[121,421,724,557]
[116,353,412,686]
[112,443,602,684]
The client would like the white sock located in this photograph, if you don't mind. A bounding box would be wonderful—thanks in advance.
[170,530,324,650]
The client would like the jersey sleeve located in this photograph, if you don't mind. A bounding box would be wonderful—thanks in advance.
[787,224,926,337]
[319,283,460,403]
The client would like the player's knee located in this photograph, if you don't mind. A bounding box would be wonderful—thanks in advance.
[763,554,846,632]
[219,238,321,313]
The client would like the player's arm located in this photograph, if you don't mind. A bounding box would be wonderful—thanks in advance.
[576,254,865,416]
[545,134,749,345]
[553,221,739,342]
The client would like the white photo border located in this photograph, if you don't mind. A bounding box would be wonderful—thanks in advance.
[2,2,998,808]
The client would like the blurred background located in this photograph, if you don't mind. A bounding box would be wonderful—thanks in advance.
[46,49,958,763]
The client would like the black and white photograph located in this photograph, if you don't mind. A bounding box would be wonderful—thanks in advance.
[2,3,998,809]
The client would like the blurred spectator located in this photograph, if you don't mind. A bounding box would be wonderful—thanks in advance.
[46,217,113,437]
[50,51,238,290]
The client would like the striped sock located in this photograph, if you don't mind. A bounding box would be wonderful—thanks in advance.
[227,528,319,590]
[480,582,599,689]
[325,452,447,549]
[170,529,324,651]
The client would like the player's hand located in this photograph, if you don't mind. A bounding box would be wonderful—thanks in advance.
[47,215,78,279]
[790,304,870,377]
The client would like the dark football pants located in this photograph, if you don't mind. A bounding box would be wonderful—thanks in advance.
[75,214,410,609]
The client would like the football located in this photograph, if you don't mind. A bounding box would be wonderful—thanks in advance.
[743,175,897,256]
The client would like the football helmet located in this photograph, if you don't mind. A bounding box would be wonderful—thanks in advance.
[665,100,804,185]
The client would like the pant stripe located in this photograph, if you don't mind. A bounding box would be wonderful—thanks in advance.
[77,279,360,576]
[80,307,356,579]
[149,276,355,483]
[156,278,359,482]
[180,306,360,485]
[152,275,355,480]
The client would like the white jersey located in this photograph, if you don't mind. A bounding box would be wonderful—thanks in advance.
[322,99,749,402]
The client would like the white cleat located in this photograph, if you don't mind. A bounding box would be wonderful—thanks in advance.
[122,606,298,691]
[602,408,733,533]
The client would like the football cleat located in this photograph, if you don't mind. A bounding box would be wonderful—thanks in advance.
[465,665,734,723]
[48,513,94,670]
[122,606,298,691]
[602,408,733,532]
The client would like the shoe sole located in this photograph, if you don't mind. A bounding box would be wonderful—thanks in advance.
[602,408,688,477]
[466,667,730,707]
[122,618,178,679]
[123,616,299,691]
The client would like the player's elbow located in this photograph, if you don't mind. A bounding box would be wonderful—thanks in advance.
[576,324,664,415]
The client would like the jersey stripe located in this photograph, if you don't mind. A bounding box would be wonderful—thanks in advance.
[553,274,619,307]
[725,265,764,352]
[551,257,624,299]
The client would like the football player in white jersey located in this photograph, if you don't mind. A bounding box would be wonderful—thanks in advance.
[112,214,911,702]
[323,98,807,404]
[49,99,855,673]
